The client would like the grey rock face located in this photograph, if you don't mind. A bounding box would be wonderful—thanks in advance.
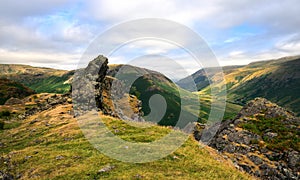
[72,55,108,114]
[71,55,143,121]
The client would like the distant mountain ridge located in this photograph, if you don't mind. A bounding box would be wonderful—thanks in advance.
[177,55,300,116]
[176,65,243,91]
[0,64,74,94]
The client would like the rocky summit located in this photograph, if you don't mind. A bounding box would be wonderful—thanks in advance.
[207,98,300,179]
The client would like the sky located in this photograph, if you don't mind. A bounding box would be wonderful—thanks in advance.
[0,0,300,78]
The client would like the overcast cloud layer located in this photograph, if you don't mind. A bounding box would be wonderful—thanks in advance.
[0,0,299,75]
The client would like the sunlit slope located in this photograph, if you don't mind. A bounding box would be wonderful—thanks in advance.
[179,56,300,116]
[0,64,73,94]
[0,104,251,179]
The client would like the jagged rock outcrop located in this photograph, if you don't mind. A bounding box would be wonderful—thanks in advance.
[72,55,143,120]
[207,98,300,180]
[72,55,108,114]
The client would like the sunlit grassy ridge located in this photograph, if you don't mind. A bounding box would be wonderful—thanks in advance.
[0,64,73,94]
[0,104,252,179]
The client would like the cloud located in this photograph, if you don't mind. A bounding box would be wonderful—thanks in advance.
[0,48,79,70]
[224,37,241,43]
[0,0,300,72]
[275,34,300,53]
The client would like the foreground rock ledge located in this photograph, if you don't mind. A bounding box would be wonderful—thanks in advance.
[206,98,300,180]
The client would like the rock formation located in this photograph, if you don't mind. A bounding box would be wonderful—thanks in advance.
[206,98,300,179]
[71,55,143,120]
[72,55,108,114]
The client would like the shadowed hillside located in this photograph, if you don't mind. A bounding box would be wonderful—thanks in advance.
[0,78,35,105]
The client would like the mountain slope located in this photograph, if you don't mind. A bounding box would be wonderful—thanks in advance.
[176,65,243,91]
[178,55,300,116]
[0,78,35,105]
[227,56,300,116]
[107,64,200,126]
[108,64,243,125]
[0,64,73,94]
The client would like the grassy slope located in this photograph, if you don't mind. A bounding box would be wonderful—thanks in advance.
[176,66,243,92]
[180,56,300,116]
[108,64,242,125]
[226,57,300,116]
[108,64,200,126]
[0,64,73,94]
[0,104,251,180]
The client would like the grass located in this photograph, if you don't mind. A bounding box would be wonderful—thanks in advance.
[0,104,252,179]
[183,56,300,117]
[239,115,300,151]
[28,75,72,94]
[0,64,74,94]
[129,74,198,127]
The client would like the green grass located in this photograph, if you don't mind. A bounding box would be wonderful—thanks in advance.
[0,104,251,179]
[239,115,300,151]
[0,64,74,94]
[26,75,72,94]
[179,56,300,117]
[129,74,198,127]
[128,73,241,127]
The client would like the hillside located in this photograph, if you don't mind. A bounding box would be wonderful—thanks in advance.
[0,61,241,124]
[1,55,299,179]
[0,94,251,179]
[107,64,200,126]
[0,64,74,94]
[0,78,35,105]
[176,65,243,91]
[108,64,242,124]
[177,55,300,116]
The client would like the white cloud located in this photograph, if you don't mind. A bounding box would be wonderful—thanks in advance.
[84,0,221,26]
[224,37,240,43]
[1,0,300,72]
[0,48,79,70]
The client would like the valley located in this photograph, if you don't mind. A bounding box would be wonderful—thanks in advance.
[0,55,299,179]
